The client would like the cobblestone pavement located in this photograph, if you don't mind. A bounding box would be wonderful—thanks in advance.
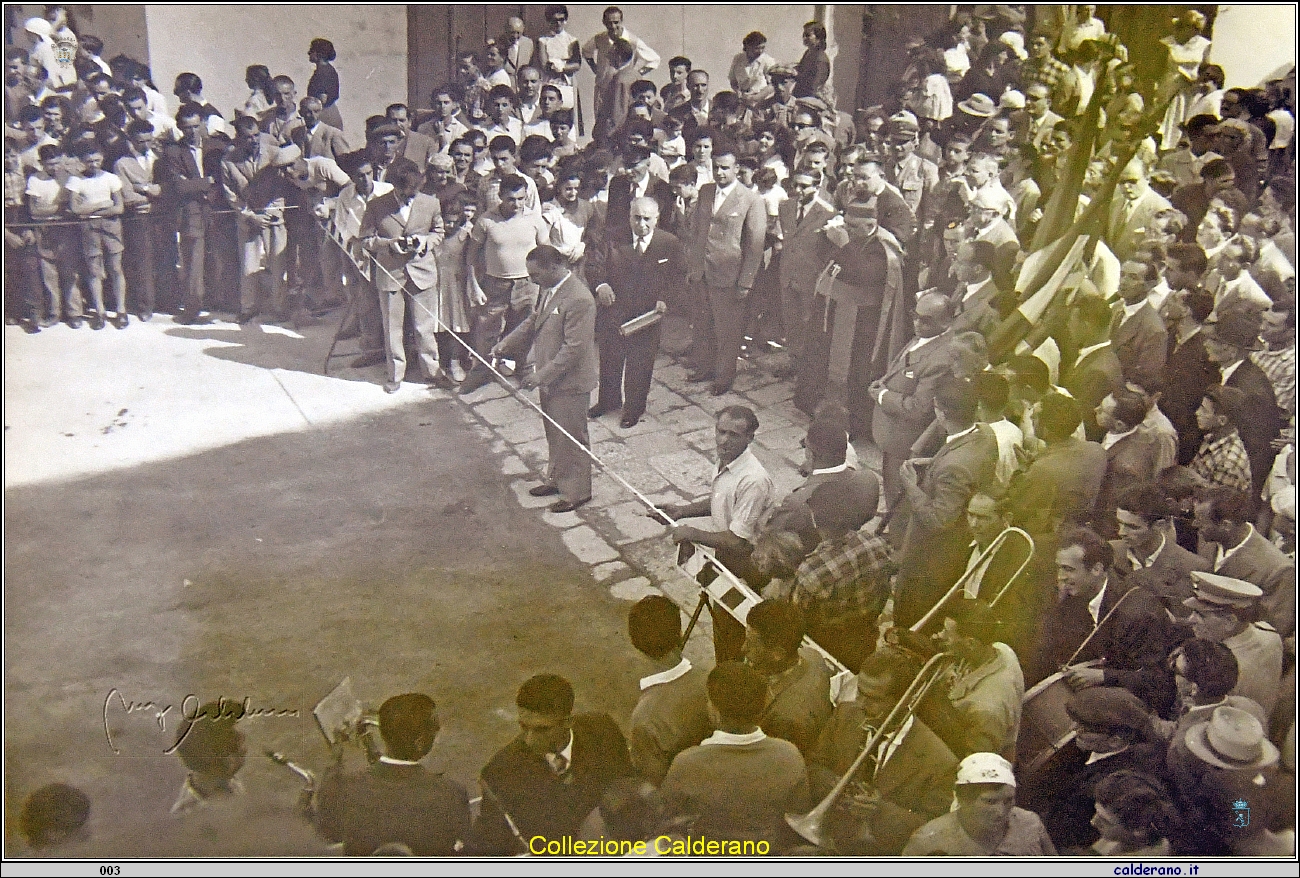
[450,314,883,667]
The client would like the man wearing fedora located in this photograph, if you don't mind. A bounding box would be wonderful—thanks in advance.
[1202,309,1284,493]
[1167,704,1282,855]
[1181,569,1283,717]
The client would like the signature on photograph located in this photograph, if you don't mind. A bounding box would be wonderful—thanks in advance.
[103,689,300,755]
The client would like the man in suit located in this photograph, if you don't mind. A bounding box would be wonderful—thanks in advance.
[870,292,957,510]
[360,158,446,393]
[387,103,438,171]
[1093,389,1165,535]
[1029,526,1174,707]
[222,115,293,324]
[1194,487,1295,639]
[1105,158,1172,264]
[948,240,1004,338]
[1159,284,1219,464]
[1060,293,1124,441]
[1007,392,1107,537]
[157,102,215,324]
[1203,311,1284,493]
[493,245,598,513]
[314,693,470,855]
[893,374,998,629]
[668,70,712,141]
[589,196,683,428]
[292,97,349,161]
[473,674,633,855]
[777,167,834,390]
[1112,260,1168,384]
[603,143,673,249]
[687,143,767,395]
[807,647,958,855]
[1112,482,1210,622]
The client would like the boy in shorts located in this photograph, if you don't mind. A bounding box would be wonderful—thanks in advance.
[66,140,127,328]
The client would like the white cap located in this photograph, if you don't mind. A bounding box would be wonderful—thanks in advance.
[24,17,53,38]
[955,752,1016,787]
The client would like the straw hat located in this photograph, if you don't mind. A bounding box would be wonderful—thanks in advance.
[1185,705,1279,771]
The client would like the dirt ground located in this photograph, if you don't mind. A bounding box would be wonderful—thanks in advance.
[4,330,645,857]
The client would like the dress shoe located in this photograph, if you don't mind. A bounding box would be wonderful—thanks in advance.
[351,351,385,369]
[38,315,59,328]
[709,382,732,397]
[687,370,715,383]
[620,414,641,429]
[548,497,590,513]
[236,310,258,325]
[21,320,40,334]
[449,361,467,383]
[138,312,152,323]
[175,310,213,326]
[88,312,106,330]
[588,403,616,419]
[528,484,561,497]
[383,380,401,394]
[66,317,84,329]
[427,372,455,391]
[112,313,129,330]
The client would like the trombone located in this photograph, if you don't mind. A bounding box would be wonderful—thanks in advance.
[785,651,960,848]
[910,526,1035,634]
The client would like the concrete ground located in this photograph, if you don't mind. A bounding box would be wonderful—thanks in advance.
[3,309,860,857]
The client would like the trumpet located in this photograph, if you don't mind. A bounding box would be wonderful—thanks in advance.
[785,651,960,848]
[910,526,1035,634]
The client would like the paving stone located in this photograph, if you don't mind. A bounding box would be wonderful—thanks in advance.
[588,419,616,444]
[599,464,670,496]
[746,380,796,407]
[500,454,529,476]
[656,406,716,434]
[680,427,717,452]
[463,381,510,402]
[601,500,672,544]
[694,390,749,413]
[471,396,519,427]
[754,409,794,435]
[609,576,660,602]
[541,507,582,528]
[591,560,628,582]
[497,416,546,445]
[509,479,557,508]
[514,438,549,466]
[561,525,619,564]
[623,429,684,458]
[648,448,715,493]
[755,424,806,454]
[768,400,811,427]
[468,423,495,442]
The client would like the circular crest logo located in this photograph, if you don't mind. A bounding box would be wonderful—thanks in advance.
[53,36,78,66]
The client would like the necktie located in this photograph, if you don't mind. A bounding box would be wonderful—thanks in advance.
[550,752,569,776]
[796,204,805,225]
[636,236,646,253]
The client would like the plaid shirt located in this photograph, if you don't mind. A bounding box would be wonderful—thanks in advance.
[1252,346,1296,414]
[791,530,894,627]
[1189,429,1253,493]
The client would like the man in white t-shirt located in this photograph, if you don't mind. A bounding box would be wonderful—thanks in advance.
[66,141,127,328]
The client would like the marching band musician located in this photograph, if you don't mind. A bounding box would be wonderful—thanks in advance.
[472,674,633,855]
[931,600,1025,763]
[313,693,471,856]
[806,647,958,855]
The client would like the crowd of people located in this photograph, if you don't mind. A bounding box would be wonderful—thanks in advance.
[9,3,1298,861]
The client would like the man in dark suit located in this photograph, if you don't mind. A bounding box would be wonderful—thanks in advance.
[603,143,674,249]
[777,167,835,389]
[687,143,767,395]
[1158,284,1219,464]
[157,102,216,324]
[1111,260,1168,384]
[589,195,683,428]
[359,158,446,393]
[808,647,958,855]
[893,374,998,629]
[1060,293,1125,441]
[494,245,598,513]
[1093,389,1164,536]
[869,292,957,510]
[1203,311,1284,493]
[387,103,439,171]
[1194,487,1296,639]
[1112,482,1210,623]
[1029,526,1174,709]
[473,674,633,855]
[314,693,470,856]
[1007,392,1107,536]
